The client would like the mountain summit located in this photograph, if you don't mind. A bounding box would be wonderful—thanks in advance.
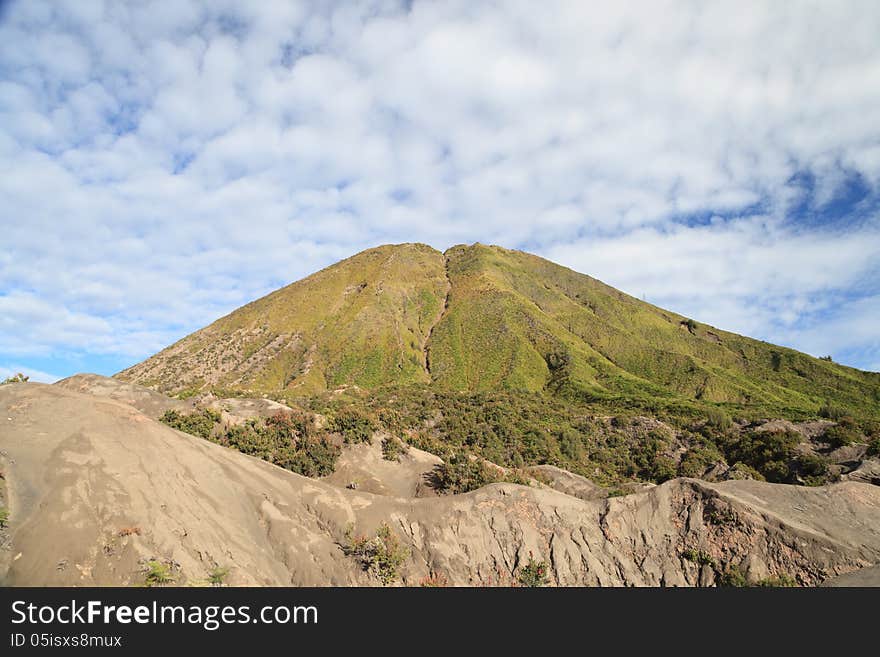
[117,243,878,418]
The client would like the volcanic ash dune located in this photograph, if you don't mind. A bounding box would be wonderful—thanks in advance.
[1,383,880,587]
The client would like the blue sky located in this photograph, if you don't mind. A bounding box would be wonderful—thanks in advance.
[1,0,879,383]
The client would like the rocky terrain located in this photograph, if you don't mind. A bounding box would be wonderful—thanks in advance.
[2,381,879,587]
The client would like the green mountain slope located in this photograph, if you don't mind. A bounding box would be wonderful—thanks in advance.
[428,244,880,418]
[118,243,880,419]
[118,243,448,394]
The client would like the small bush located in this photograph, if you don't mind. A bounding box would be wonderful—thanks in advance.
[705,408,732,431]
[159,408,220,439]
[381,436,407,461]
[718,565,748,587]
[681,548,715,566]
[0,508,8,528]
[823,418,860,448]
[868,437,880,457]
[818,403,848,421]
[704,502,736,526]
[434,454,498,494]
[419,573,448,587]
[144,560,175,586]
[1,372,28,385]
[755,574,797,587]
[343,523,409,585]
[208,566,230,586]
[329,410,376,444]
[501,469,531,486]
[726,462,765,481]
[517,552,550,587]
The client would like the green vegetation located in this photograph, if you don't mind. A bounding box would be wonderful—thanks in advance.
[433,454,499,494]
[755,574,798,587]
[822,418,860,448]
[208,566,230,586]
[161,409,340,478]
[0,507,8,528]
[381,435,407,461]
[681,548,715,566]
[719,568,798,587]
[818,403,848,420]
[144,560,175,586]
[0,372,28,385]
[342,523,409,585]
[715,429,831,485]
[517,552,550,587]
[717,565,748,587]
[160,408,220,439]
[329,409,376,444]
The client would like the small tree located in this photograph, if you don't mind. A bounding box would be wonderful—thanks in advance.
[517,552,550,587]
[343,523,409,585]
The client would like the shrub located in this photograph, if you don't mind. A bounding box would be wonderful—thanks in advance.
[208,566,230,586]
[117,526,141,537]
[726,462,765,481]
[342,523,409,585]
[0,507,8,528]
[717,429,800,483]
[705,408,732,431]
[795,452,829,486]
[868,437,880,457]
[381,436,407,461]
[329,409,376,444]
[679,443,723,478]
[818,403,848,421]
[277,436,340,477]
[650,456,678,483]
[704,502,736,526]
[517,552,550,587]
[166,408,340,478]
[434,454,498,494]
[819,355,833,362]
[159,408,220,439]
[823,418,860,448]
[0,372,28,385]
[144,560,175,586]
[501,469,531,486]
[755,574,797,587]
[718,565,748,587]
[419,573,448,587]
[681,548,715,566]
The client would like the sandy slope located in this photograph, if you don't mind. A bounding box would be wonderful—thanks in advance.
[1,383,879,587]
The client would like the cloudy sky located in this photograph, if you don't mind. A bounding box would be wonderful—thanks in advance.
[1,0,879,382]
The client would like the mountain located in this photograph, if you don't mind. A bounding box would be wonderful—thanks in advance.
[117,243,880,420]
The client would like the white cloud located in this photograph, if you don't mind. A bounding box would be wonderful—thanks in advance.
[0,0,879,374]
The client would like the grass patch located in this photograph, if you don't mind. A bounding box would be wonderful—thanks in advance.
[144,560,176,586]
